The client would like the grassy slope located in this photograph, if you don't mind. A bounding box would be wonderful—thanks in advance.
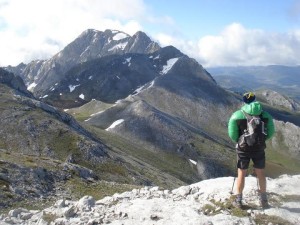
[66,100,113,122]
[71,96,300,182]
[0,149,141,214]
[257,101,300,176]
[0,84,145,212]
[85,126,195,187]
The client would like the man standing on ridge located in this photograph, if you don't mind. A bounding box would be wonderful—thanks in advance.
[228,92,275,208]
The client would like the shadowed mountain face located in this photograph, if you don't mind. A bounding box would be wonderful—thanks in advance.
[0,68,33,98]
[10,29,160,97]
[0,69,109,160]
[30,45,185,108]
[0,69,111,209]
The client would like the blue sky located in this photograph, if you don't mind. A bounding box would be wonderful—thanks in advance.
[0,0,300,67]
[146,0,297,36]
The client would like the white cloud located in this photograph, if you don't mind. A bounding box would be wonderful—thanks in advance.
[0,0,145,66]
[1,0,300,68]
[154,33,198,58]
[155,23,300,67]
[196,23,300,67]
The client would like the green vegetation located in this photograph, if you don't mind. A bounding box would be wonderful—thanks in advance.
[253,214,294,225]
[0,149,60,171]
[42,212,60,224]
[230,207,249,218]
[265,145,300,177]
[96,161,127,177]
[65,177,140,200]
[202,203,217,215]
[280,194,300,202]
[202,196,248,217]
[66,100,113,122]
[84,126,197,186]
[48,130,79,160]
[201,194,295,224]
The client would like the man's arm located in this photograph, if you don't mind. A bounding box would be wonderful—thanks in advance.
[264,112,275,140]
[228,111,240,142]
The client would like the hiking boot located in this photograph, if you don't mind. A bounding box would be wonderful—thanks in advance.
[232,194,243,209]
[259,192,269,208]
[232,199,243,209]
[260,199,270,208]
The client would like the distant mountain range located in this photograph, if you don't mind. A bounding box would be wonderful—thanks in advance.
[207,65,300,100]
[2,29,300,212]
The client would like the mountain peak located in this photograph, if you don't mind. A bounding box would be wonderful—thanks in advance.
[133,30,148,38]
[258,89,300,111]
[0,68,33,97]
[16,28,161,95]
[80,28,99,36]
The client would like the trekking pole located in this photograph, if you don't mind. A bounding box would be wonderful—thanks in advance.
[230,176,236,195]
[256,175,259,190]
[230,157,238,195]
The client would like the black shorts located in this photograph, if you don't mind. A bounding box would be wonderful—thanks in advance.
[236,150,265,169]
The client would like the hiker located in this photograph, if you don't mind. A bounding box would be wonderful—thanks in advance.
[228,92,275,208]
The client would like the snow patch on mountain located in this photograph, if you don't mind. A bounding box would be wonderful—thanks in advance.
[132,80,155,96]
[132,85,145,96]
[40,95,48,99]
[68,84,80,92]
[27,82,37,91]
[123,57,131,66]
[105,119,124,131]
[80,46,91,57]
[90,111,104,117]
[113,32,129,41]
[79,94,85,100]
[83,108,106,122]
[160,58,179,75]
[108,42,128,51]
[189,159,197,165]
[149,80,155,88]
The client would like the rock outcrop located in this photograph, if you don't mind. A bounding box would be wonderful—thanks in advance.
[1,175,299,225]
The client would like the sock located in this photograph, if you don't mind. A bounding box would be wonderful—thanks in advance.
[260,192,267,201]
[236,193,243,201]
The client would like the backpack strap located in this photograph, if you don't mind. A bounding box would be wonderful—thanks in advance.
[241,110,251,121]
[241,110,263,119]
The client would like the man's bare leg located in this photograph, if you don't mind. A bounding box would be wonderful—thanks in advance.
[233,168,247,208]
[255,168,269,207]
[255,168,266,193]
[236,168,247,194]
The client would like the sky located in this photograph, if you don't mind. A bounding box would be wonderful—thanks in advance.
[0,0,300,67]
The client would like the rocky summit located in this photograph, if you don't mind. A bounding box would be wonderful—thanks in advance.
[1,175,299,225]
